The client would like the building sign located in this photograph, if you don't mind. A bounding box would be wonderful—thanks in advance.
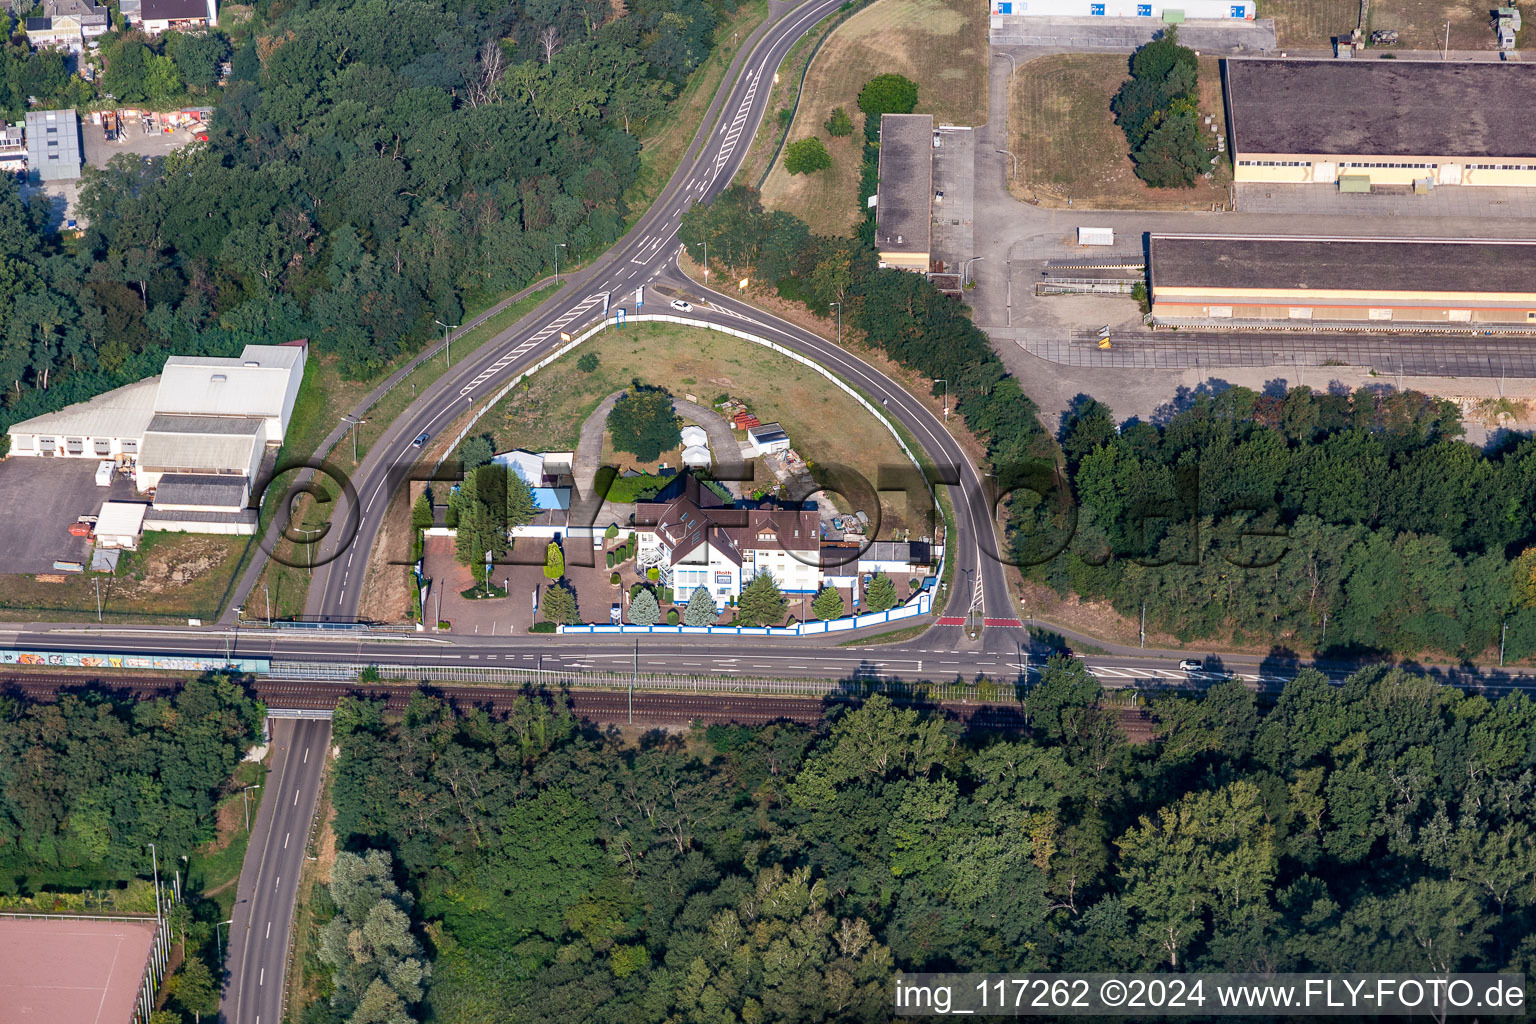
[715,572,733,586]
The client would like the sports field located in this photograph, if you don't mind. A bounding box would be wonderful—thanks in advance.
[0,916,157,1024]
[759,0,988,235]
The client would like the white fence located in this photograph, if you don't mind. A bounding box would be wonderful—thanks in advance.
[562,589,931,636]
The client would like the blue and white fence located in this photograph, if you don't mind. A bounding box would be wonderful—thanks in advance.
[561,590,931,636]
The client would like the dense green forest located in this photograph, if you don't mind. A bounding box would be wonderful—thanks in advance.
[0,676,262,888]
[1038,387,1536,661]
[0,0,737,434]
[315,672,1536,1022]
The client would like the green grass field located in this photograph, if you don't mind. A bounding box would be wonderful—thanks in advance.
[1008,54,1230,211]
[760,0,989,235]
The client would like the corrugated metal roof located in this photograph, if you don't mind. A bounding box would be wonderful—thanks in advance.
[154,345,301,420]
[140,431,259,473]
[6,378,160,439]
[95,501,148,537]
[146,414,265,436]
[153,474,249,508]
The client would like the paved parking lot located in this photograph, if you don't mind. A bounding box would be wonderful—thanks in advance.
[82,117,198,167]
[0,457,137,574]
[931,126,976,276]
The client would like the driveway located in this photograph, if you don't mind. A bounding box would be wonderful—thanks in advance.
[991,16,1277,52]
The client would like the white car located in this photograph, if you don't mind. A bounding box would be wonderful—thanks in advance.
[670,299,693,313]
[1178,659,1203,673]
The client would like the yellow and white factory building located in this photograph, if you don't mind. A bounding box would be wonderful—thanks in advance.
[1224,59,1536,189]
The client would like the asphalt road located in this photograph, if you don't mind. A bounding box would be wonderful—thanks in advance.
[11,623,1536,697]
[297,0,865,621]
[222,717,330,1024]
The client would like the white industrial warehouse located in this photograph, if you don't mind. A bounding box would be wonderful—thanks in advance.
[5,341,307,536]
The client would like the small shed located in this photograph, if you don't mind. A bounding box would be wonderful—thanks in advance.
[681,445,712,468]
[680,424,708,448]
[95,501,148,549]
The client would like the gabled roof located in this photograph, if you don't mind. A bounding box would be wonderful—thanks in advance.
[638,473,818,568]
[6,377,160,439]
[140,423,261,474]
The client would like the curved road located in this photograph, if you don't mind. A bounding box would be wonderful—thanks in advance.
[290,0,1021,645]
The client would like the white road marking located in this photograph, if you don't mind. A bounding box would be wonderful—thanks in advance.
[293,789,299,806]
[266,921,271,939]
[284,832,290,850]
[303,748,309,764]
[259,968,265,986]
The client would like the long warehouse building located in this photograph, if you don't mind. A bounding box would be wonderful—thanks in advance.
[1148,234,1536,328]
[1225,59,1536,188]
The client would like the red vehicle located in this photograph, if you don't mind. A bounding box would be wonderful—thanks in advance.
[68,515,98,537]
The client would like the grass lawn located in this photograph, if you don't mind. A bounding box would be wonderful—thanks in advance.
[735,4,847,189]
[1008,54,1230,211]
[476,322,924,532]
[626,0,771,218]
[1262,0,1357,46]
[1365,0,1503,49]
[759,0,989,235]
[0,531,251,623]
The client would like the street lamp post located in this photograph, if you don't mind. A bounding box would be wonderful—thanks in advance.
[996,149,1018,181]
[216,919,232,964]
[992,50,1017,82]
[961,256,985,287]
[433,320,461,369]
[94,576,101,622]
[831,300,842,344]
[348,417,368,464]
[263,583,271,627]
[933,378,949,421]
[555,242,567,286]
[242,784,261,832]
[1501,619,1508,667]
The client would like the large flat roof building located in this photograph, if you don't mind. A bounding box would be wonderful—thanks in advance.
[1225,59,1536,189]
[1148,234,1536,328]
[874,113,933,273]
[25,109,81,182]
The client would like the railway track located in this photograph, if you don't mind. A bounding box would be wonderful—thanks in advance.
[0,673,1155,738]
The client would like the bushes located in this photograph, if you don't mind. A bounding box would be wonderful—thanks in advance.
[824,106,854,137]
[577,352,599,373]
[610,572,621,585]
[857,73,918,117]
[609,382,682,462]
[1111,29,1206,188]
[784,137,832,175]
